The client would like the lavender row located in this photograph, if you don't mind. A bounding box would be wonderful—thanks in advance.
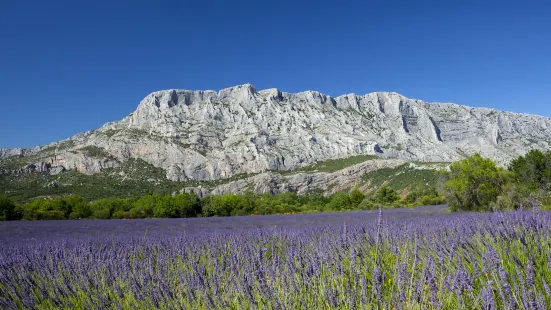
[1,208,550,309]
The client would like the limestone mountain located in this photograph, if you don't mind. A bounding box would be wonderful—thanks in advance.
[2,84,551,185]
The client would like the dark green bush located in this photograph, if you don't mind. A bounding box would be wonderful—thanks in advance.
[0,195,21,221]
[372,185,399,205]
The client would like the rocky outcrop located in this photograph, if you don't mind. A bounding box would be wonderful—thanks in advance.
[0,148,38,159]
[2,84,551,182]
[46,151,118,174]
[178,187,211,198]
[0,162,65,176]
[49,166,65,175]
[208,159,407,195]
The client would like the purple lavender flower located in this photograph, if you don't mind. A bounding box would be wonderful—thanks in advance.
[480,282,496,309]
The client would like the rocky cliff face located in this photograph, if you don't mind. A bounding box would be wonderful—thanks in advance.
[2,84,551,181]
[0,148,38,159]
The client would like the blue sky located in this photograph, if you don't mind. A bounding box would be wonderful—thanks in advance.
[1,1,550,148]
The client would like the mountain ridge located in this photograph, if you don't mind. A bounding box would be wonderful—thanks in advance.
[3,84,550,151]
[2,84,551,184]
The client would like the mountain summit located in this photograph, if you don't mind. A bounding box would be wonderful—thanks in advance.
[2,84,551,182]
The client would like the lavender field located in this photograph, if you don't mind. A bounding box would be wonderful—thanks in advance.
[1,205,551,309]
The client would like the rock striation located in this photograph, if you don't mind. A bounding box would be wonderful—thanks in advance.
[2,84,551,181]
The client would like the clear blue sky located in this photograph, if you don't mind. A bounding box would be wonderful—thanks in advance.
[1,1,550,148]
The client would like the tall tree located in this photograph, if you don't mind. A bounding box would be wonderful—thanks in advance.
[0,195,21,221]
[509,150,551,191]
[445,154,509,211]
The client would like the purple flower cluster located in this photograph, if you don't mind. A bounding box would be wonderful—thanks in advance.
[1,206,551,309]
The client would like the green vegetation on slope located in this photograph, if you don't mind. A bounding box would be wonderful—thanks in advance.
[281,154,380,174]
[1,150,442,204]
[0,158,265,203]
[40,140,75,153]
[20,147,548,219]
[77,145,115,159]
[7,149,549,218]
[0,159,186,202]
[361,163,446,190]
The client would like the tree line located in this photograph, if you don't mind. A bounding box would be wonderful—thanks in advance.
[444,150,551,211]
[0,184,443,221]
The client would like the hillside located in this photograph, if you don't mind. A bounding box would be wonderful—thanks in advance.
[1,84,550,200]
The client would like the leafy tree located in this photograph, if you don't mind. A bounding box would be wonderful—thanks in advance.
[445,153,509,212]
[0,195,21,221]
[21,198,66,220]
[325,191,352,211]
[150,194,187,218]
[405,186,437,204]
[509,150,551,191]
[132,195,157,218]
[202,194,245,217]
[173,193,201,217]
[90,198,133,219]
[373,185,399,205]
[357,198,378,210]
[21,199,44,220]
[402,186,444,207]
[349,187,365,205]
[63,195,90,219]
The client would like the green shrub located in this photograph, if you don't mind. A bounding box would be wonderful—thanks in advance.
[358,199,377,210]
[373,185,399,204]
[445,153,509,212]
[325,192,352,211]
[509,149,551,191]
[349,187,365,205]
[64,195,90,219]
[92,208,110,219]
[420,195,436,206]
[392,200,407,208]
[173,193,200,217]
[0,195,21,221]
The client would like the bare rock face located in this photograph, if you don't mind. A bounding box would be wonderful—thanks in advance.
[46,151,118,174]
[178,187,211,198]
[2,84,551,181]
[49,166,65,175]
[0,148,38,159]
[0,161,66,176]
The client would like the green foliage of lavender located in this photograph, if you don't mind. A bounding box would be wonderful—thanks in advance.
[1,207,551,309]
